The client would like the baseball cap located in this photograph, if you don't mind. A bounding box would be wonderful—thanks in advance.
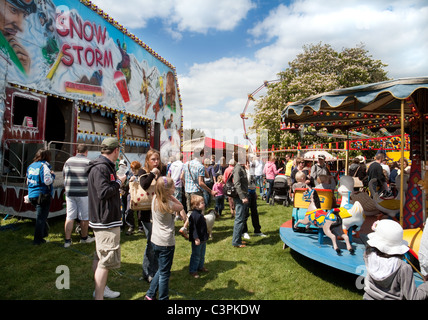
[101,137,119,151]
[318,154,326,160]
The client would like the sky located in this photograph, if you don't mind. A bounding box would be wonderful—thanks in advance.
[90,0,428,146]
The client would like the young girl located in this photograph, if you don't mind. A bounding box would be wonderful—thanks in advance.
[144,176,183,300]
[364,219,428,300]
[213,174,225,216]
[188,195,209,278]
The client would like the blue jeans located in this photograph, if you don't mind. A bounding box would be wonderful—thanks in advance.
[215,195,225,215]
[189,241,207,273]
[232,197,247,246]
[141,221,158,279]
[30,198,51,244]
[146,243,175,300]
[255,175,263,194]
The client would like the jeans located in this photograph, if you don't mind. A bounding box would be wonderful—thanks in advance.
[146,243,175,300]
[215,195,225,215]
[266,179,274,203]
[189,241,207,273]
[232,197,248,246]
[141,221,158,279]
[255,175,263,194]
[30,198,51,244]
[243,191,261,234]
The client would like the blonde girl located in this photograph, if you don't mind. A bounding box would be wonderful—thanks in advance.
[145,176,183,300]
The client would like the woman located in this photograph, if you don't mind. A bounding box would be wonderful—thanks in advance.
[263,154,283,204]
[290,158,311,185]
[139,149,164,283]
[26,149,55,245]
[125,161,145,235]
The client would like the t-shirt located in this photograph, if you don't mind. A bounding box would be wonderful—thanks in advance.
[285,160,293,176]
[150,195,176,247]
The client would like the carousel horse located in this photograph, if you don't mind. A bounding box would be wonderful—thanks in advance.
[337,175,365,233]
[368,174,409,218]
[293,188,355,255]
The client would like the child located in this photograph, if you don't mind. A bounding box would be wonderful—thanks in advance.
[144,176,183,300]
[364,219,428,300]
[213,174,225,216]
[292,171,309,192]
[188,195,209,279]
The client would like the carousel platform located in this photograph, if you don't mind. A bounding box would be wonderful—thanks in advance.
[279,218,424,287]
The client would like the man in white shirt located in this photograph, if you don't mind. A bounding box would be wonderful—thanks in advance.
[254,157,264,195]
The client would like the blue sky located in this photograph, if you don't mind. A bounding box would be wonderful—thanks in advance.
[91,0,428,146]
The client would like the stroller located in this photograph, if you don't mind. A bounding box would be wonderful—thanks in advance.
[269,174,291,206]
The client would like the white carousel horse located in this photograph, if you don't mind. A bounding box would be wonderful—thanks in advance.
[293,188,355,255]
[337,175,365,232]
[367,174,409,218]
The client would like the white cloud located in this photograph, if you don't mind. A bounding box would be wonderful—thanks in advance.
[91,0,255,34]
[248,0,428,78]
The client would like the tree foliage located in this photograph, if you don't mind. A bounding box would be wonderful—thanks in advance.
[250,42,389,149]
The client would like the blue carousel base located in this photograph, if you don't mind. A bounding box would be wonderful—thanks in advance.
[279,220,424,287]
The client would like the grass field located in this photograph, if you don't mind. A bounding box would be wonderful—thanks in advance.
[0,197,364,300]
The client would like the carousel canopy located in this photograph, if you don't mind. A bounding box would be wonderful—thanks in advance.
[282,77,428,132]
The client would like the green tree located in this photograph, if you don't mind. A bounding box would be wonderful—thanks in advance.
[250,42,389,149]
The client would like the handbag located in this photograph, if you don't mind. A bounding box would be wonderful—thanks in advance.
[352,166,364,188]
[129,173,156,210]
[224,168,238,198]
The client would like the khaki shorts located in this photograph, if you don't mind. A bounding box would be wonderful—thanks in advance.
[93,227,121,269]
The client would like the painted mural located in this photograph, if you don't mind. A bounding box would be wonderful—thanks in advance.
[0,0,182,160]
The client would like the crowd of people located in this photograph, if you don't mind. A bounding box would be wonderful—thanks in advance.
[25,140,428,300]
[26,140,270,300]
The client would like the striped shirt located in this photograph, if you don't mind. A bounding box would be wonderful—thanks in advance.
[63,154,90,197]
[183,159,205,193]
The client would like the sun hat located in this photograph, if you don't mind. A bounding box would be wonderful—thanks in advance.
[355,155,365,164]
[367,220,409,255]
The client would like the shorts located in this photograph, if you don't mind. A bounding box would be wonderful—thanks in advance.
[93,227,121,269]
[65,196,89,220]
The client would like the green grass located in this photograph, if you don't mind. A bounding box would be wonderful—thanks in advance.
[0,198,363,300]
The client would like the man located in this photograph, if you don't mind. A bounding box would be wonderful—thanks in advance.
[180,147,216,237]
[63,144,94,248]
[182,147,216,212]
[0,0,36,74]
[310,154,331,185]
[254,156,264,195]
[168,152,187,221]
[231,152,249,248]
[87,137,126,300]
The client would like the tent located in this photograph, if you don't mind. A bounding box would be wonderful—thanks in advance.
[182,137,245,163]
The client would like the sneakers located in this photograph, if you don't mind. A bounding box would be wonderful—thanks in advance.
[93,286,120,299]
[254,232,267,237]
[243,233,251,240]
[64,236,95,247]
[80,236,95,244]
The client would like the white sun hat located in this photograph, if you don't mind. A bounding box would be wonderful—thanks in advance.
[367,220,409,255]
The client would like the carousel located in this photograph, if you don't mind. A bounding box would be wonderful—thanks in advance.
[279,77,428,286]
